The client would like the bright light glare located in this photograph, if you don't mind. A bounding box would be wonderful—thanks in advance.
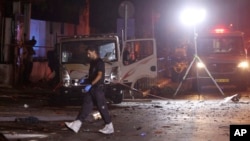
[197,62,205,68]
[238,61,249,69]
[180,8,206,26]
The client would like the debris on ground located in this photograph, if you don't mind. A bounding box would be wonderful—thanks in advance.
[219,94,239,105]
[232,94,241,103]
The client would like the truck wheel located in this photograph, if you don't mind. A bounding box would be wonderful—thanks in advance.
[133,77,156,98]
[104,87,123,104]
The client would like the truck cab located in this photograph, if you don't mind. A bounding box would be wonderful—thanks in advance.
[56,34,158,104]
[195,28,249,91]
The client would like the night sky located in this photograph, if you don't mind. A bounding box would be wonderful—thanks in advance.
[29,0,250,39]
[90,0,250,38]
[31,0,85,24]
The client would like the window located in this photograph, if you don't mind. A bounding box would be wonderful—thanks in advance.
[123,40,153,65]
[61,40,118,64]
[197,36,244,55]
[99,43,116,62]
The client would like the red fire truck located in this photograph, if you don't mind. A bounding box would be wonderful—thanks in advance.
[195,28,249,91]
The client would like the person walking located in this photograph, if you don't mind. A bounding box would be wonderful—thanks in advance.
[65,46,114,134]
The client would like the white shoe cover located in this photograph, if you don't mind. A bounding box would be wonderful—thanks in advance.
[99,122,114,134]
[65,120,82,133]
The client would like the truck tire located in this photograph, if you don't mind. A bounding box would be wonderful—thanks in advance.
[133,77,156,98]
[104,86,123,104]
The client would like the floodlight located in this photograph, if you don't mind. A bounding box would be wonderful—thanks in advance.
[180,8,206,26]
[174,7,224,97]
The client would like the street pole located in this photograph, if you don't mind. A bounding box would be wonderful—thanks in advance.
[124,4,128,41]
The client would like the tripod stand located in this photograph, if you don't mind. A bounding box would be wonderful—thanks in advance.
[173,28,224,97]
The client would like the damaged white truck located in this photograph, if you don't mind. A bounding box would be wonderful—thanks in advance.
[53,34,161,105]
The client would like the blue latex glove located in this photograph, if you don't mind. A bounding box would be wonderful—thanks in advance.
[79,78,85,84]
[84,84,92,93]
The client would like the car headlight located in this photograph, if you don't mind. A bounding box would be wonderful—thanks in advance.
[111,67,119,80]
[62,70,71,87]
[237,61,249,69]
[104,67,119,84]
[196,62,205,69]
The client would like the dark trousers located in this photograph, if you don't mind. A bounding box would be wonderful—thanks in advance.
[76,86,111,124]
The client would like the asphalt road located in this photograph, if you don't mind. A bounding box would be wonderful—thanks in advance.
[0,86,250,141]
